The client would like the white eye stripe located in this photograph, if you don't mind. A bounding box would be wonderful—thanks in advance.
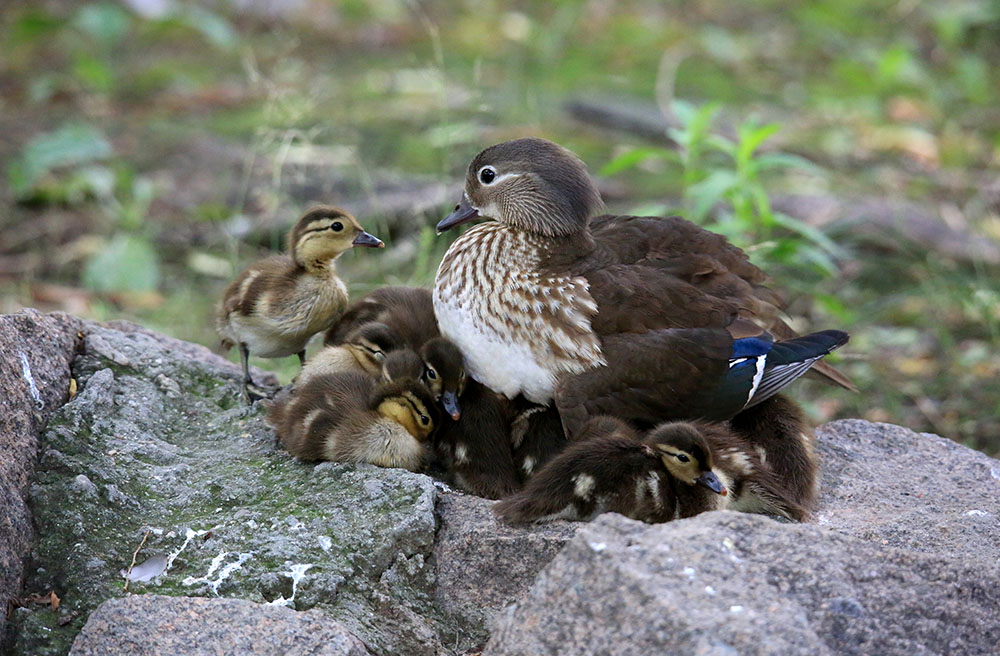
[476,167,520,186]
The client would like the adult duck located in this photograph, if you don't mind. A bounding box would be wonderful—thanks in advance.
[433,138,851,436]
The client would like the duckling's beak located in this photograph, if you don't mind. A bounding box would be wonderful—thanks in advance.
[437,196,479,233]
[441,390,461,421]
[353,231,385,248]
[695,471,727,496]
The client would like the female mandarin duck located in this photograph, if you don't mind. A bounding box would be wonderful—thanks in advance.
[433,138,852,438]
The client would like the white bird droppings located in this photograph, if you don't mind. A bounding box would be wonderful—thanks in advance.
[20,352,44,410]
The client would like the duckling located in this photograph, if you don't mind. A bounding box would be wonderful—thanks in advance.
[494,417,729,524]
[217,205,384,403]
[433,138,853,435]
[728,393,818,515]
[298,321,402,387]
[268,370,437,471]
[404,337,520,499]
[325,286,438,351]
[510,403,567,483]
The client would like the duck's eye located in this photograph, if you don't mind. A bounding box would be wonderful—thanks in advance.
[479,166,497,184]
[425,368,438,381]
[675,453,690,463]
[331,221,344,232]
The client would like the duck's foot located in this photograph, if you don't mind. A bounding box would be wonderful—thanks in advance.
[241,381,273,405]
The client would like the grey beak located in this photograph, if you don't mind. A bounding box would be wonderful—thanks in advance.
[695,471,727,496]
[441,390,461,421]
[436,197,479,233]
[353,231,385,248]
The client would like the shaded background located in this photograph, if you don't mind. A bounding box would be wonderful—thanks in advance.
[1,0,998,455]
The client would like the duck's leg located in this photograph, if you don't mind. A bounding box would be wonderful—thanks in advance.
[297,350,307,367]
[728,394,818,514]
[239,343,269,404]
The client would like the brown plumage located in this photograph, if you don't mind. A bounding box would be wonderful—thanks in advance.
[325,286,439,351]
[217,205,384,402]
[411,337,520,500]
[433,138,852,436]
[298,321,403,387]
[509,403,567,483]
[494,417,730,524]
[728,394,818,515]
[495,415,807,525]
[268,371,437,472]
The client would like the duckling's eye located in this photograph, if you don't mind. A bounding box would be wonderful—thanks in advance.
[675,453,690,463]
[420,415,430,426]
[331,221,344,232]
[425,368,438,381]
[373,350,386,362]
[479,166,497,184]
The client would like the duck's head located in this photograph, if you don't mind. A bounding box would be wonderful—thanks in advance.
[437,138,603,238]
[289,205,384,268]
[419,337,466,421]
[343,322,401,375]
[645,422,728,496]
[381,349,426,384]
[373,379,439,441]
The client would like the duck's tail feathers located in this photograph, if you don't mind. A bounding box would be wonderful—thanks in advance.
[745,330,849,408]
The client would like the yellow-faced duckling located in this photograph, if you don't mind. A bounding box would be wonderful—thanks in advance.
[495,417,730,524]
[433,138,853,436]
[325,286,438,351]
[298,321,402,387]
[268,370,437,471]
[217,205,383,402]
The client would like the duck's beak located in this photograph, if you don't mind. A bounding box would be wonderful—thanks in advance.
[353,231,385,248]
[437,196,479,233]
[695,471,727,496]
[441,390,461,421]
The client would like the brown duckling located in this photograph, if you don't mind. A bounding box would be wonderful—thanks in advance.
[495,417,730,524]
[217,205,384,402]
[728,393,818,515]
[325,286,438,351]
[397,337,520,499]
[510,403,567,484]
[268,370,437,471]
[298,321,403,387]
[433,138,852,436]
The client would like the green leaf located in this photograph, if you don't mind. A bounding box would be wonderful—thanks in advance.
[72,54,115,93]
[83,234,160,293]
[771,211,846,258]
[8,123,113,198]
[599,147,676,176]
[736,121,780,170]
[686,169,737,223]
[74,2,131,45]
[753,152,824,175]
[7,9,65,47]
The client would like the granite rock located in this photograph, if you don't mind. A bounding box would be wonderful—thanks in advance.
[69,594,371,656]
[0,310,82,639]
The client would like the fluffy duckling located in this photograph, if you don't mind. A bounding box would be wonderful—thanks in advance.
[729,394,818,515]
[510,403,567,484]
[387,337,520,499]
[433,138,853,436]
[298,321,402,387]
[217,205,384,402]
[268,371,437,471]
[325,286,438,351]
[495,417,729,524]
